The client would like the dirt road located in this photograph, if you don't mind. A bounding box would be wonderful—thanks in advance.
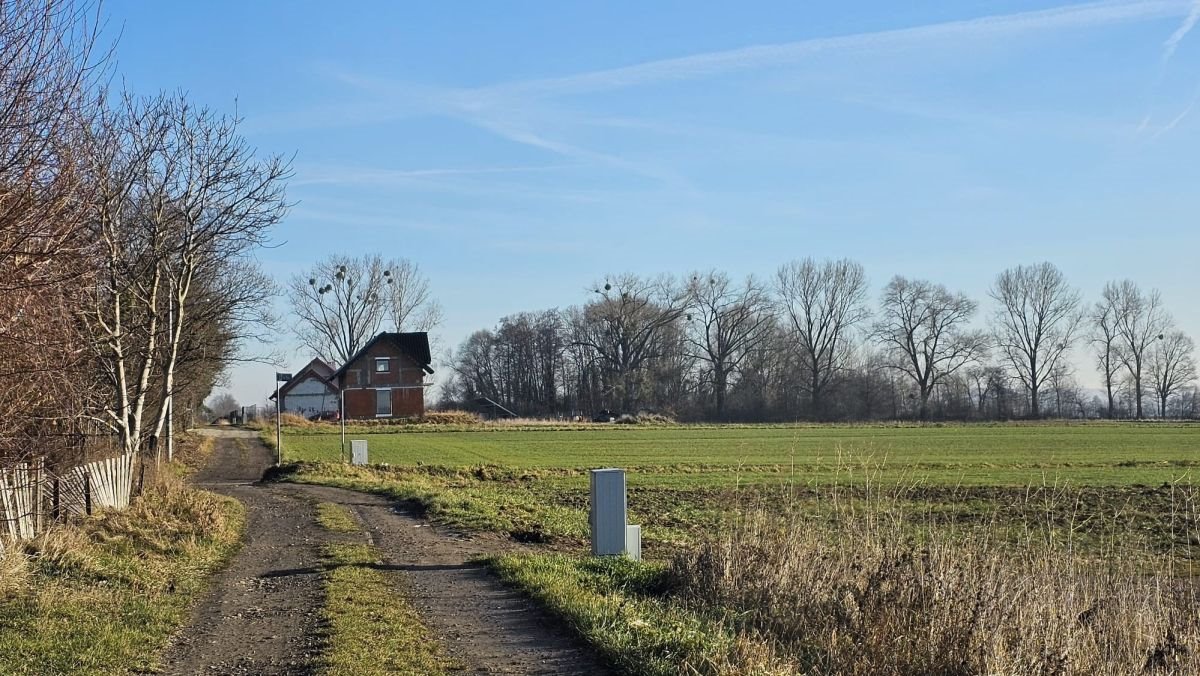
[160,428,609,675]
[161,429,327,675]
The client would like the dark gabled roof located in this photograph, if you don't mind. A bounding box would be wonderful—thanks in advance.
[308,358,336,379]
[332,332,434,377]
[270,358,339,400]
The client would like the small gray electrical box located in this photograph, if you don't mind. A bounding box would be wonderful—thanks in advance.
[625,524,641,562]
[351,439,368,466]
[589,468,627,556]
[590,468,640,560]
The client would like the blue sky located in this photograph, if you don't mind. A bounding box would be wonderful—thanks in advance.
[103,0,1200,407]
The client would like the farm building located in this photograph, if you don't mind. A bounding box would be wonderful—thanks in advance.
[270,358,339,418]
[331,332,434,420]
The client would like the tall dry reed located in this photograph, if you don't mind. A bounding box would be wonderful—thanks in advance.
[672,483,1199,675]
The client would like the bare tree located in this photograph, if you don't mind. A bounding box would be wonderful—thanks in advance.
[288,254,439,364]
[1108,280,1171,419]
[385,258,443,332]
[1090,283,1122,419]
[1150,330,1196,418]
[206,392,238,418]
[83,93,287,459]
[570,274,689,412]
[774,258,870,419]
[83,96,174,457]
[142,94,288,454]
[684,271,774,419]
[0,0,105,463]
[445,311,565,416]
[988,263,1082,418]
[873,276,988,420]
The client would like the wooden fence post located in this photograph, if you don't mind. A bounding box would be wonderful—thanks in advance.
[83,471,92,516]
[52,478,60,522]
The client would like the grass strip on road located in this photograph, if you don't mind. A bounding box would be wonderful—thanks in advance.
[313,502,457,676]
[315,501,360,533]
[0,478,244,675]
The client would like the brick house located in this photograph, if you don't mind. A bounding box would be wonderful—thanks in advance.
[331,332,433,419]
[270,358,338,417]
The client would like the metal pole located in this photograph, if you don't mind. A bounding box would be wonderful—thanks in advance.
[276,379,282,465]
[340,389,346,463]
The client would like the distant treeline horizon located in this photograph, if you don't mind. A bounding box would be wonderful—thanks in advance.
[438,261,1198,423]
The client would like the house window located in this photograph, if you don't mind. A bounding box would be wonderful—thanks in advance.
[376,389,391,416]
[375,358,390,373]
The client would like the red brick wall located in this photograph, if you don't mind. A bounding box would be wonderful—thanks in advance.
[343,387,425,419]
[339,343,427,419]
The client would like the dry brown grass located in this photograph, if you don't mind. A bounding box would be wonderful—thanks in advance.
[169,432,216,477]
[279,412,321,428]
[421,410,481,425]
[671,486,1200,676]
[0,544,28,598]
[0,466,244,673]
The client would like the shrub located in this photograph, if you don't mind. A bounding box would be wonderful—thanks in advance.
[421,410,480,425]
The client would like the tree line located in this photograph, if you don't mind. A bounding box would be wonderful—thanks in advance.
[442,261,1198,422]
[0,0,286,466]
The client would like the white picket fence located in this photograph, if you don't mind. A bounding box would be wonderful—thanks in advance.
[0,453,136,549]
[0,458,43,540]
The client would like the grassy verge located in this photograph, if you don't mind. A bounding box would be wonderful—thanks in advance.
[313,502,457,676]
[273,460,1200,560]
[168,432,216,478]
[0,476,244,675]
[486,553,793,675]
[277,463,593,546]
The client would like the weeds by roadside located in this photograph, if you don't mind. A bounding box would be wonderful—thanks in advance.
[0,473,244,674]
[168,433,216,477]
[487,553,794,675]
[669,489,1200,675]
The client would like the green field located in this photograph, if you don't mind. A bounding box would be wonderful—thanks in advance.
[272,422,1200,558]
[281,422,1200,486]
[273,421,1200,672]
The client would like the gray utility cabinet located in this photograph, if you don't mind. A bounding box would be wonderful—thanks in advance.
[351,439,368,466]
[589,468,641,561]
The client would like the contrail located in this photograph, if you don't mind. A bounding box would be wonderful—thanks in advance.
[484,0,1193,98]
[1163,0,1200,62]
